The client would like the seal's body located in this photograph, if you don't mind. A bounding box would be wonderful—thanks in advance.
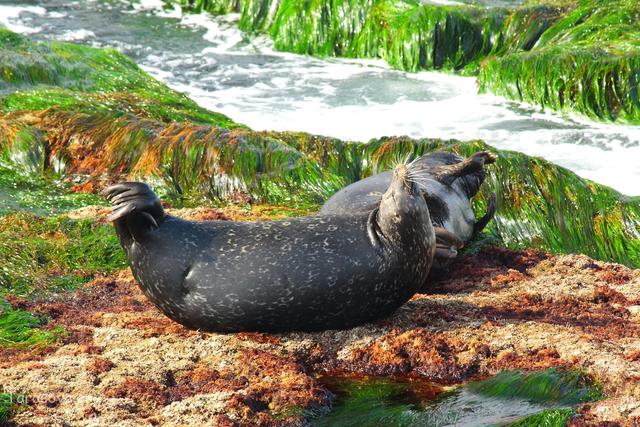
[104,165,435,333]
[321,151,497,264]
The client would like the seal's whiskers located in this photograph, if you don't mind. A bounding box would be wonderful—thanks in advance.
[406,177,430,193]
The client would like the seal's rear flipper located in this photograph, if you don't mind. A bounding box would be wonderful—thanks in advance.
[473,192,497,237]
[434,227,464,259]
[432,151,496,187]
[103,182,165,242]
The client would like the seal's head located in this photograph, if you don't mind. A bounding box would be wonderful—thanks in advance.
[377,162,434,248]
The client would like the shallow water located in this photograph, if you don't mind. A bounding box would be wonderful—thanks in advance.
[316,372,591,426]
[1,0,639,196]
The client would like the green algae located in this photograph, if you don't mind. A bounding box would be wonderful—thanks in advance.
[480,0,640,122]
[0,163,104,217]
[0,302,65,349]
[239,0,283,33]
[354,1,506,73]
[268,0,379,57]
[315,369,601,426]
[0,391,22,426]
[510,408,573,426]
[314,377,424,426]
[468,369,603,405]
[254,0,506,73]
[480,46,640,124]
[0,29,238,127]
[0,213,127,298]
[1,87,237,126]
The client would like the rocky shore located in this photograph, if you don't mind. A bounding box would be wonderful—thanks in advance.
[1,206,639,425]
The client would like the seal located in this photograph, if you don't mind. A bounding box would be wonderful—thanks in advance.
[321,151,497,265]
[103,163,435,333]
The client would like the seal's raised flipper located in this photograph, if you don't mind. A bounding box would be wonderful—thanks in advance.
[432,151,496,187]
[103,182,165,242]
[472,192,497,237]
[434,226,464,259]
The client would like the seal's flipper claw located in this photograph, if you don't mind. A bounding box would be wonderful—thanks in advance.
[434,227,464,249]
[107,203,136,223]
[473,192,497,236]
[103,183,130,200]
[103,182,165,232]
[103,182,154,199]
[435,245,458,259]
[109,190,138,204]
[109,193,146,206]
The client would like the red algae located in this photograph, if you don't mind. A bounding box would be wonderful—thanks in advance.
[104,377,168,407]
[347,329,478,383]
[480,292,640,340]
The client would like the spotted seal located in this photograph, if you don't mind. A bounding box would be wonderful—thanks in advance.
[103,164,435,332]
[321,151,497,273]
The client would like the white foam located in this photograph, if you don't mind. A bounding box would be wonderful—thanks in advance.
[0,5,46,34]
[180,13,245,51]
[59,29,96,41]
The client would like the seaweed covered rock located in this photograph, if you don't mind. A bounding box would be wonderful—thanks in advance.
[480,0,640,123]
[0,29,238,126]
[0,247,638,425]
[2,108,640,269]
[238,0,509,72]
[233,0,640,123]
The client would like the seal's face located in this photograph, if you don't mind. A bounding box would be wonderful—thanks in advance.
[381,164,423,218]
[377,163,433,247]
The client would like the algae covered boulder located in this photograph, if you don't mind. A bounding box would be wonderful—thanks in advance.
[3,107,640,269]
[233,0,640,123]
[480,0,640,123]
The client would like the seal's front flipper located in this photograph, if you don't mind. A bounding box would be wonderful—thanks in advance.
[432,151,496,186]
[473,192,497,237]
[103,182,165,242]
[434,227,463,259]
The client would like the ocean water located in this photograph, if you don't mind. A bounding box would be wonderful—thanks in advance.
[1,0,639,196]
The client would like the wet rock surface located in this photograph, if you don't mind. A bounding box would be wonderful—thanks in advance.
[1,225,639,425]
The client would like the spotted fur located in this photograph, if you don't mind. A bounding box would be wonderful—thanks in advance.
[104,167,435,333]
